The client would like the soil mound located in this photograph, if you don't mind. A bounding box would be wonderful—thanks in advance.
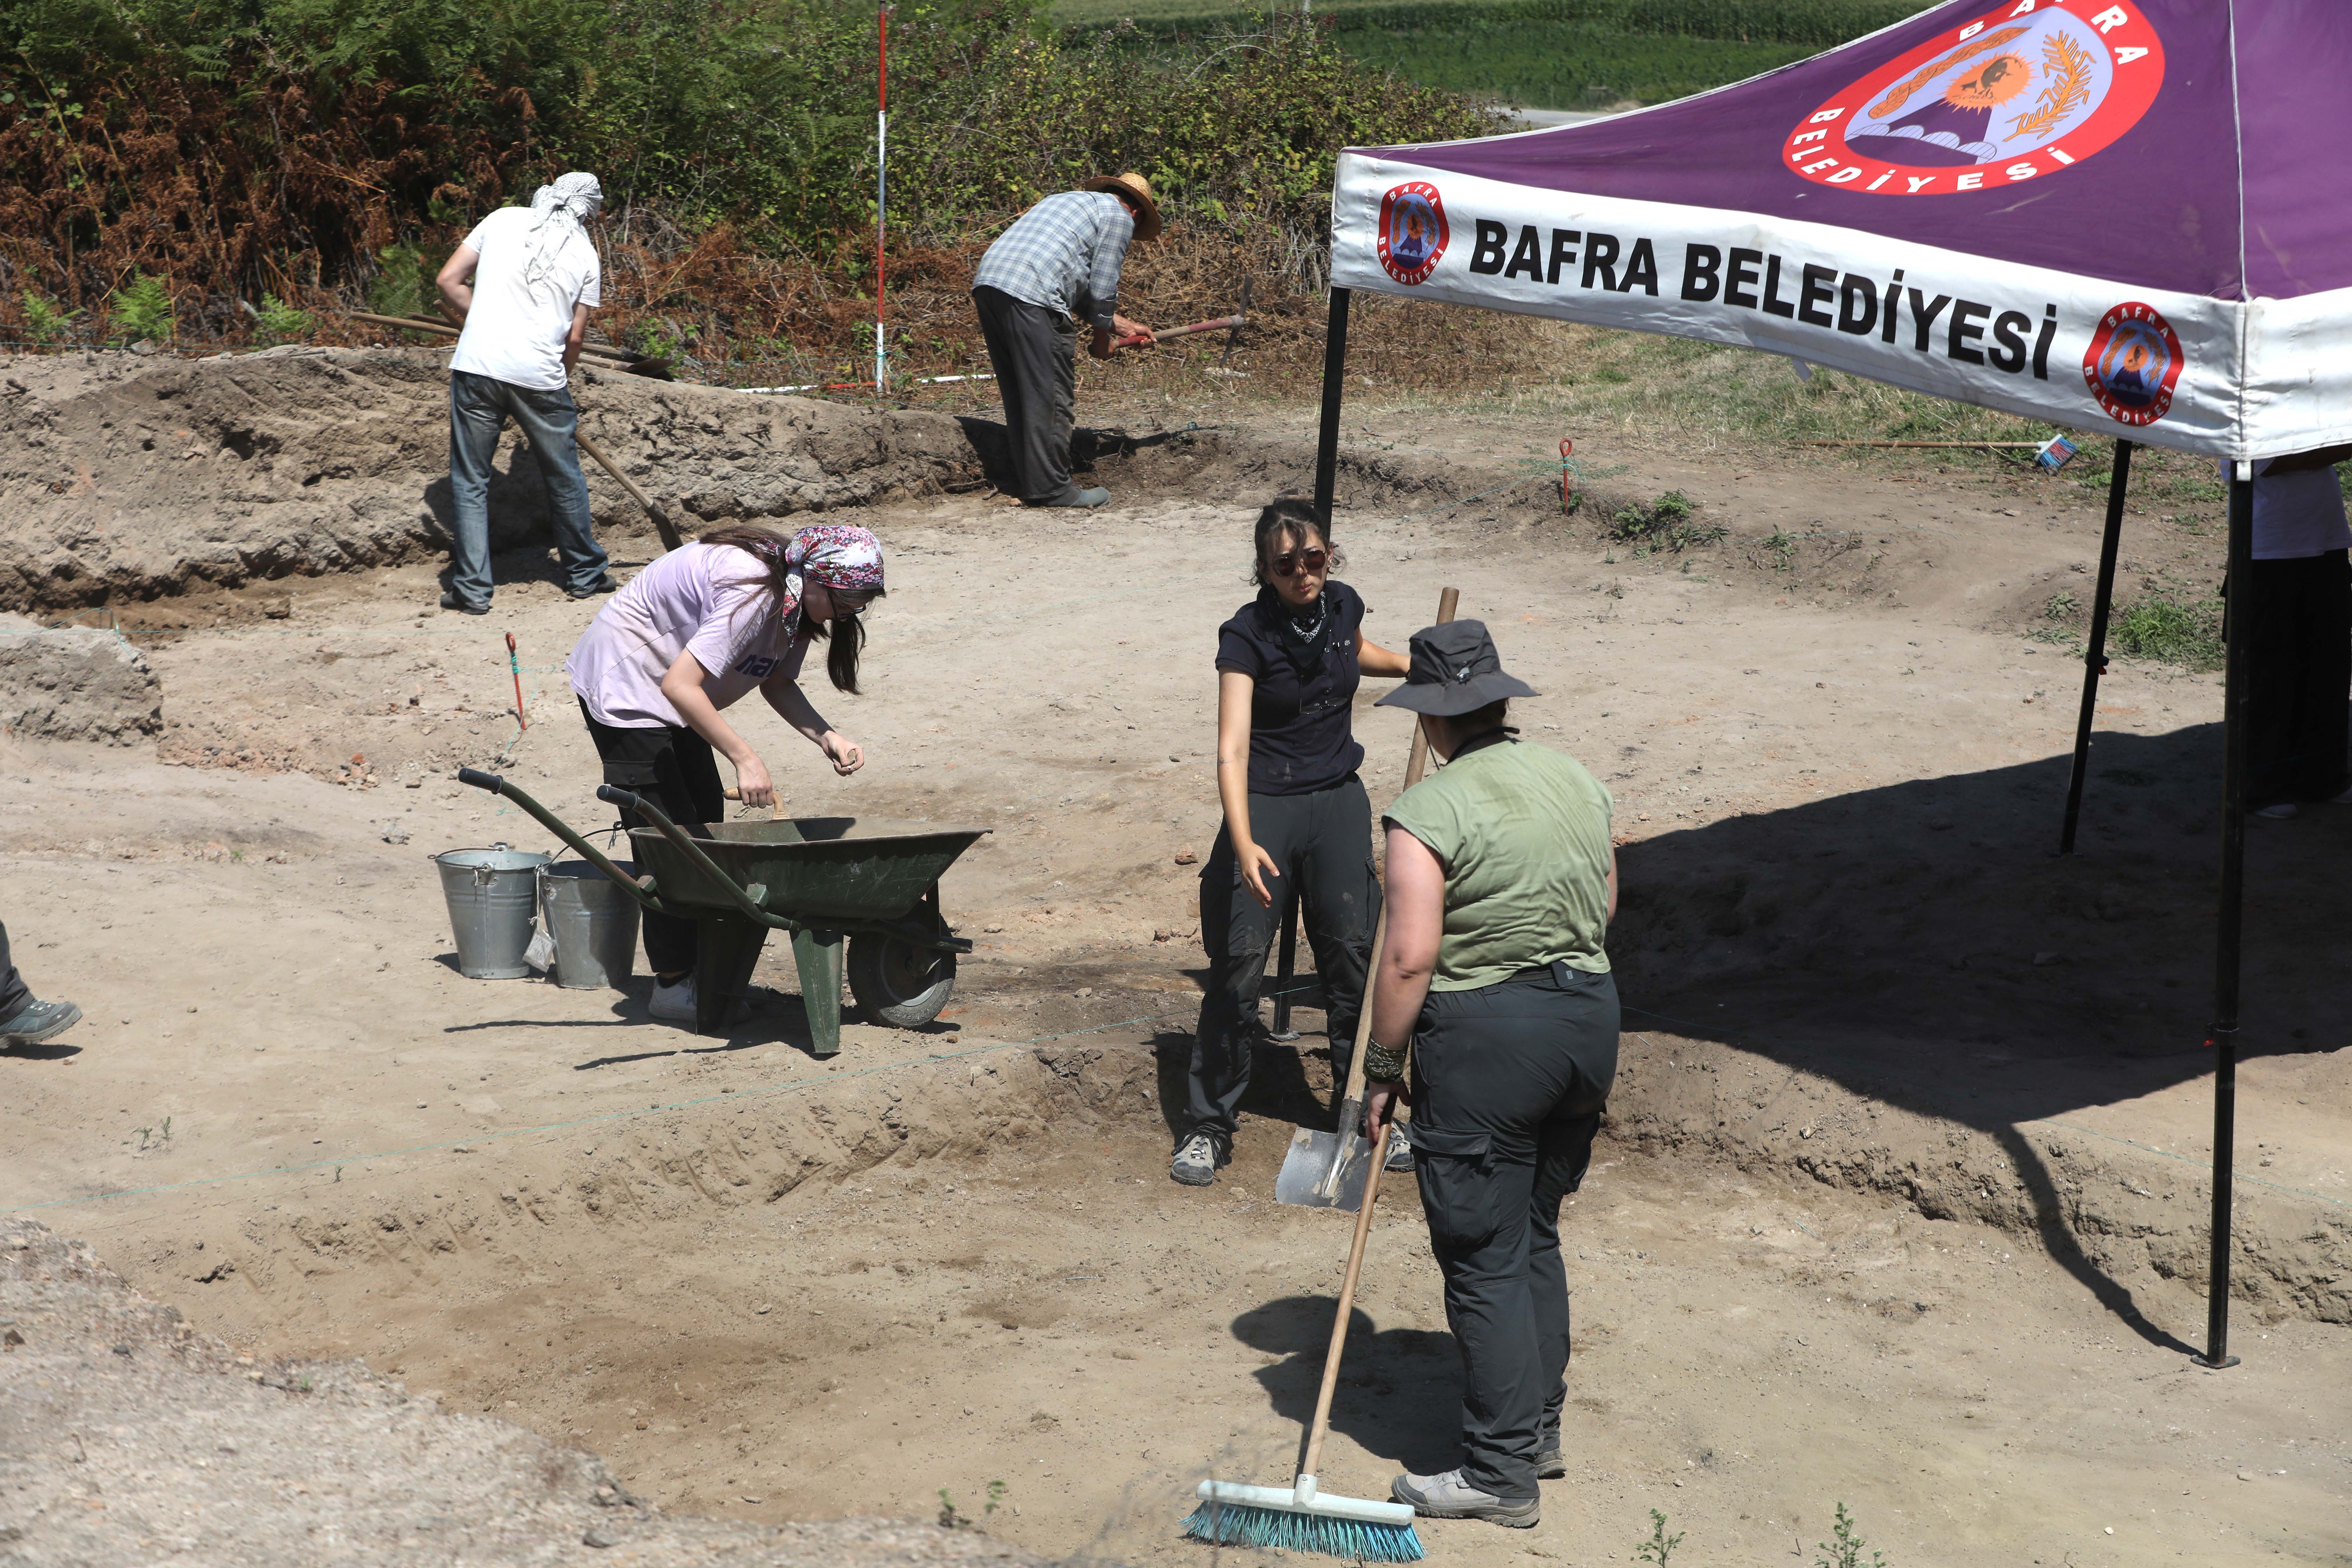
[0,1216,1049,1567]
[0,614,160,743]
[0,349,979,611]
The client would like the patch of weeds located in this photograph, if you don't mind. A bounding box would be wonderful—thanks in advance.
[366,244,433,320]
[2111,594,2223,670]
[2043,589,2080,620]
[107,273,174,344]
[1762,528,1799,570]
[1636,1507,1685,1566]
[21,291,79,343]
[985,1479,1006,1516]
[1608,491,1724,552]
[134,1116,172,1151]
[938,1488,967,1528]
[1815,1502,1884,1568]
[254,293,312,344]
[2027,626,2078,648]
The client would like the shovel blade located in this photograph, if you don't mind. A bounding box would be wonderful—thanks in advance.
[1275,1125,1372,1211]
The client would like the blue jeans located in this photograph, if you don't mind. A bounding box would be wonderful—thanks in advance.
[447,369,608,606]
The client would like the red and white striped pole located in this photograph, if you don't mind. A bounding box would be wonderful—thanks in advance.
[874,4,889,393]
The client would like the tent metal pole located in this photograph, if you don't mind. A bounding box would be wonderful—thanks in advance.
[2058,439,2133,854]
[1312,288,1352,524]
[2196,468,2253,1372]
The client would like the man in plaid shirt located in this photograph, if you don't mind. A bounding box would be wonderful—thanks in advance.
[972,173,1161,507]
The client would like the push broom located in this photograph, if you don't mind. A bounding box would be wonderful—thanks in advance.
[1182,1069,1423,1559]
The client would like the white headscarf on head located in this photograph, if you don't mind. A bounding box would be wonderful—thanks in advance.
[521,171,604,287]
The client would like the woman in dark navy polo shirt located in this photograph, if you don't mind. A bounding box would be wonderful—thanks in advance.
[1170,497,1409,1186]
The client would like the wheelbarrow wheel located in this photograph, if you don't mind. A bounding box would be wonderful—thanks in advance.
[846,934,957,1029]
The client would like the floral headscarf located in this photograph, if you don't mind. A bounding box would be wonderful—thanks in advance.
[522,171,604,287]
[784,524,886,594]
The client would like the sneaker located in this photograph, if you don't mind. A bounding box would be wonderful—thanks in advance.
[1169,1131,1220,1186]
[0,997,81,1046]
[439,590,489,616]
[1534,1444,1564,1480]
[567,573,618,600]
[1032,486,1110,509]
[1383,1123,1416,1174]
[2254,802,2298,820]
[1390,1469,1539,1528]
[649,975,698,1022]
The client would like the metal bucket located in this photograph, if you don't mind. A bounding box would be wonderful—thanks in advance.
[540,860,640,990]
[434,843,551,979]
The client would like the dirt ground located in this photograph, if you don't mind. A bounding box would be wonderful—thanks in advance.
[4,370,2349,1566]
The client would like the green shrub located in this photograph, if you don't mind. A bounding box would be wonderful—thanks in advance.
[366,245,435,320]
[2110,594,2222,670]
[254,292,312,343]
[19,290,78,342]
[105,272,173,342]
[1608,490,1723,552]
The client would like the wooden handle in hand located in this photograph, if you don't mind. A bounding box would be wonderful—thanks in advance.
[1298,1115,1393,1485]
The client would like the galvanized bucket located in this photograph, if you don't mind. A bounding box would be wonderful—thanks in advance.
[539,860,640,990]
[434,842,551,978]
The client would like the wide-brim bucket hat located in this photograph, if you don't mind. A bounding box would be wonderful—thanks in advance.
[1374,619,1540,715]
[1082,172,1164,241]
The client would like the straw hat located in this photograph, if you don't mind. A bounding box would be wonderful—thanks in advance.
[1082,173,1164,241]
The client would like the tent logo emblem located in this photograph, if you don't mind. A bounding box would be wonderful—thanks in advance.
[1377,182,1448,286]
[2081,302,2183,426]
[1785,0,2164,196]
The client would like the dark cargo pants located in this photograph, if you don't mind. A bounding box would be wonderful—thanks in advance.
[1182,776,1379,1147]
[1408,962,1619,1504]
[972,285,1080,505]
[0,921,32,1020]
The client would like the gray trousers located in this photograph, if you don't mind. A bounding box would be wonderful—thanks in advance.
[0,922,29,1019]
[1409,963,1619,1503]
[447,369,609,607]
[1183,777,1379,1146]
[972,286,1079,504]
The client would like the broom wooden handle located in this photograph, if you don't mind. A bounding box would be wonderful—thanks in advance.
[1299,1115,1393,1485]
[1331,584,1458,1125]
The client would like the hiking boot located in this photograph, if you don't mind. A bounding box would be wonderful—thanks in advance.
[1534,1444,1565,1480]
[440,590,490,616]
[1391,1469,1539,1528]
[2254,802,2298,820]
[1169,1131,1220,1186]
[568,573,619,600]
[1383,1124,1416,1174]
[0,997,81,1047]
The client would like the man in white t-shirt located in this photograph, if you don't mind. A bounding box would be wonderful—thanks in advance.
[2230,448,2352,818]
[433,172,615,614]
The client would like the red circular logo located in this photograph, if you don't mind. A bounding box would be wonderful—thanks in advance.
[1786,0,2163,196]
[2081,302,2183,426]
[1378,182,1447,286]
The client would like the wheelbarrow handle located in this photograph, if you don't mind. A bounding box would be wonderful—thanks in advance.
[596,784,789,931]
[455,769,668,918]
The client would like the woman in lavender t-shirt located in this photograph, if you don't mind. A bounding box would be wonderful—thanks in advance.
[566,523,886,1020]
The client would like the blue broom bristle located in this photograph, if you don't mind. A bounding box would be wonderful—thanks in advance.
[1181,1500,1426,1562]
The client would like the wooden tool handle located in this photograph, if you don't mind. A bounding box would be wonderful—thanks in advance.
[1298,1115,1393,1484]
[573,429,685,553]
[1113,313,1244,350]
[1334,584,1460,1116]
[345,310,650,366]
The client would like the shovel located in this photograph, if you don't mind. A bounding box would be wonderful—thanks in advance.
[1275,585,1458,1211]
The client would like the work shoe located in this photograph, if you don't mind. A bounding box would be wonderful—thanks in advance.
[1534,1443,1565,1480]
[1032,486,1110,508]
[567,573,619,600]
[1383,1124,1416,1174]
[2254,802,2299,820]
[439,590,489,616]
[0,997,81,1047]
[1390,1469,1540,1528]
[1169,1131,1220,1186]
[649,976,699,1022]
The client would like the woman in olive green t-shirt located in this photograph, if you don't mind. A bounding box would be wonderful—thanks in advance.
[1359,620,1619,1532]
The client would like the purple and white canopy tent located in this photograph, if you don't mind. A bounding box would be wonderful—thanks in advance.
[1308,0,2348,1368]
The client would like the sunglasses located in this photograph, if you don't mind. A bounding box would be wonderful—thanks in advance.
[1270,547,1330,578]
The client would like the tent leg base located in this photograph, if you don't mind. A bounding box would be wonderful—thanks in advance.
[2191,1353,2241,1371]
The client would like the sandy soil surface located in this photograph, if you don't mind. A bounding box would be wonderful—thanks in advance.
[4,398,2348,1566]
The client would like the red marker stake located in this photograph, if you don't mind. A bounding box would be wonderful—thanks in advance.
[506,631,528,730]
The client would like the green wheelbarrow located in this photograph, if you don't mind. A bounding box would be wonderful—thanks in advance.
[457,768,988,1055]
